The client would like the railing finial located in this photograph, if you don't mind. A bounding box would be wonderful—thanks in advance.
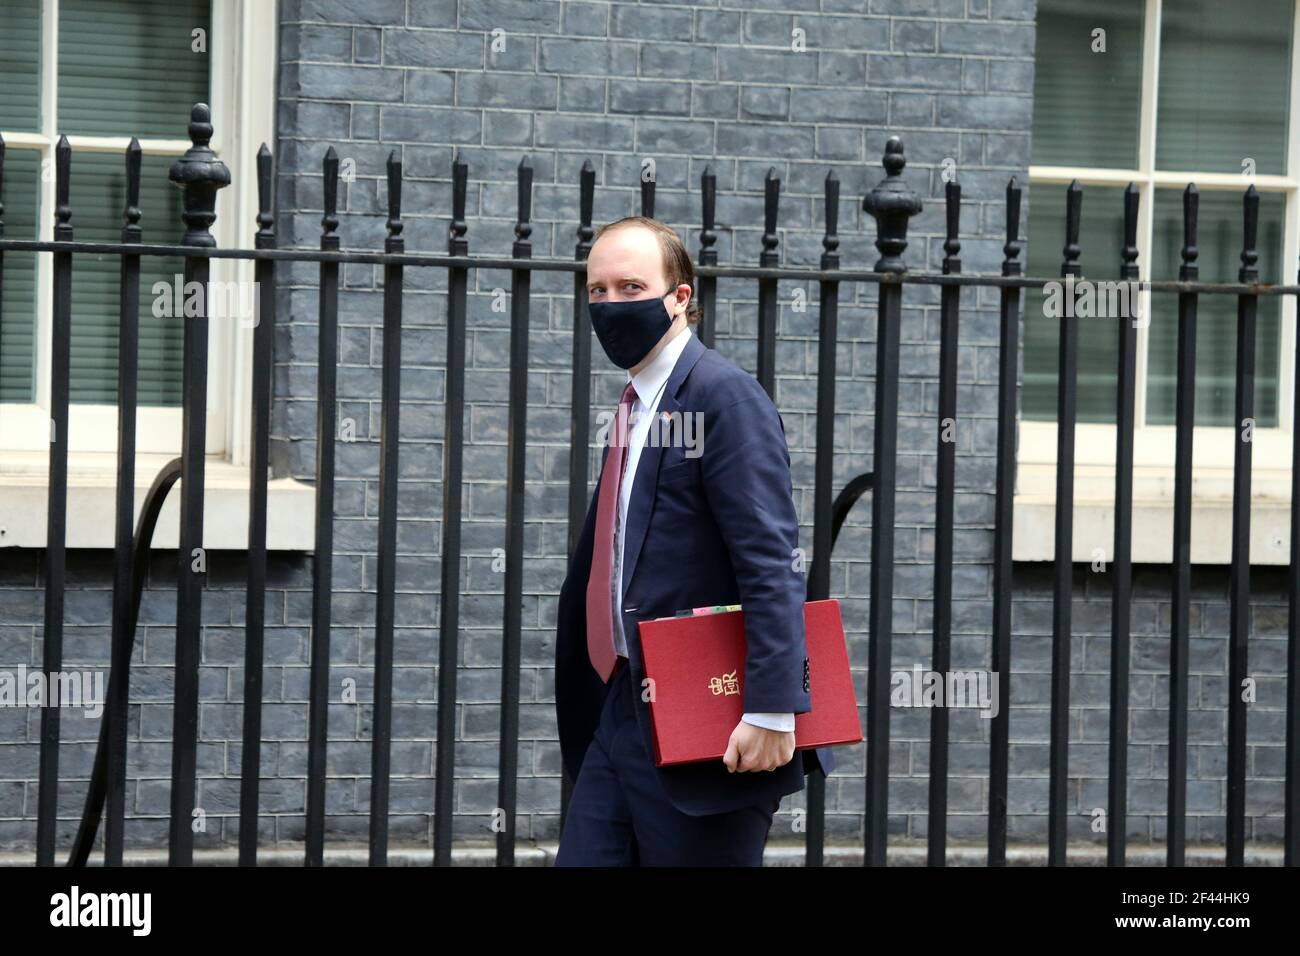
[450,152,469,257]
[863,136,922,274]
[321,146,340,251]
[385,150,403,254]
[821,169,840,270]
[1002,178,1022,278]
[698,165,717,264]
[169,103,230,248]
[1239,184,1260,283]
[123,138,142,242]
[1061,180,1083,277]
[513,155,533,254]
[943,180,961,275]
[1121,183,1140,280]
[761,167,780,266]
[1180,183,1199,281]
[256,143,274,249]
[55,135,72,241]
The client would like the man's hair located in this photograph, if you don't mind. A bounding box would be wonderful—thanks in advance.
[592,216,703,328]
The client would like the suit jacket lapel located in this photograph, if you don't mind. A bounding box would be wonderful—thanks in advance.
[619,333,707,603]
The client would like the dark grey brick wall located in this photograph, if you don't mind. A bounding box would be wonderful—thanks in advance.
[0,0,1289,856]
[3,553,1290,850]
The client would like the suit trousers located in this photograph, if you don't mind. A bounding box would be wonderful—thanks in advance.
[554,658,779,866]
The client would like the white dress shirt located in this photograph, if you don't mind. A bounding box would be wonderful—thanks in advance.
[612,324,795,734]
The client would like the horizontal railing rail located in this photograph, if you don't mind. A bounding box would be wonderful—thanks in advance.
[5,239,1300,295]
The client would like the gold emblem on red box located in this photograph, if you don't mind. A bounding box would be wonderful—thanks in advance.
[708,670,740,696]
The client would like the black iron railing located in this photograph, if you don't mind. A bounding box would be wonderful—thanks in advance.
[2,103,1298,867]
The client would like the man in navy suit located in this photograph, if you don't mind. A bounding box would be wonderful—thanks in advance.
[554,217,834,866]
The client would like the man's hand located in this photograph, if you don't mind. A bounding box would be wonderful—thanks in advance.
[723,720,795,773]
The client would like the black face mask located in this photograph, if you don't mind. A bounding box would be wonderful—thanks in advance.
[588,287,677,369]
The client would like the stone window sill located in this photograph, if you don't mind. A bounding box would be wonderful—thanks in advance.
[0,452,316,550]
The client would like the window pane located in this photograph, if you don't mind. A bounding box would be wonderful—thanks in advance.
[1023,183,1129,423]
[1157,0,1292,174]
[58,0,210,138]
[68,151,185,405]
[1031,0,1144,169]
[1145,189,1283,427]
[0,149,39,402]
[0,0,41,132]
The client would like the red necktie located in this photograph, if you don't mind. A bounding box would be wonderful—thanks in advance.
[586,381,637,682]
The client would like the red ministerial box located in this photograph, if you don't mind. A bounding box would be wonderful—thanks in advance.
[637,598,863,767]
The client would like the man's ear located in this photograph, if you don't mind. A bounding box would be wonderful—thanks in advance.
[668,284,689,318]
[664,286,682,318]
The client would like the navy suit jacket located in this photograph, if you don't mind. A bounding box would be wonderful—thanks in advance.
[555,331,835,817]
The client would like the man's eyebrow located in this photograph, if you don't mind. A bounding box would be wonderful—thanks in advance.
[588,275,645,288]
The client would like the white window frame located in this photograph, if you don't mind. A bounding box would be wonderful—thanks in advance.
[0,0,314,549]
[1015,0,1300,565]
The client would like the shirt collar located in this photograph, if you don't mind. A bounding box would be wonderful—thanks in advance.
[628,325,692,408]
